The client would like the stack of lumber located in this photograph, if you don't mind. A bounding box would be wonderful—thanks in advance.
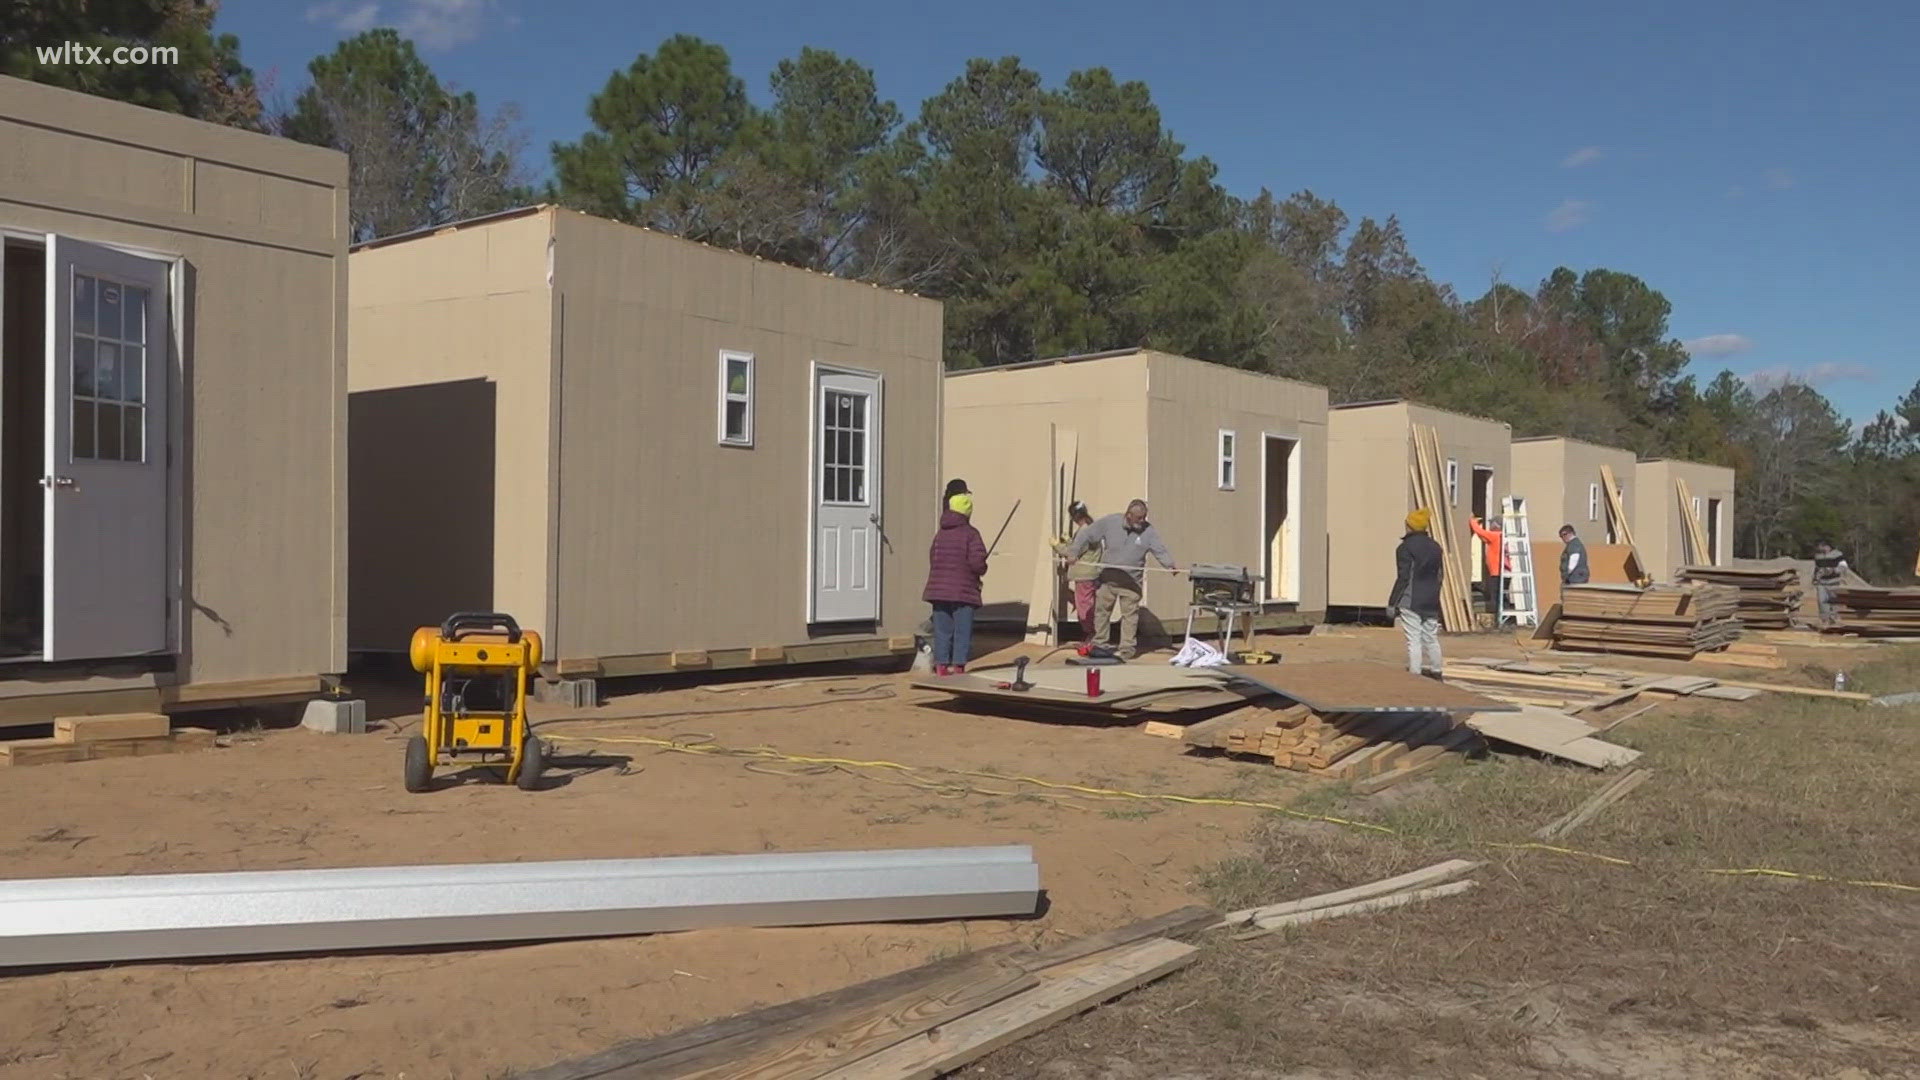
[1450,655,1880,703]
[1409,425,1476,632]
[0,713,215,767]
[1180,699,1481,789]
[1827,586,1920,637]
[1550,583,1742,659]
[1676,565,1802,628]
[1441,660,1654,712]
[519,907,1214,1080]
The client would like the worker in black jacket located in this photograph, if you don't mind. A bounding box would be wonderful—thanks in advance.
[1387,509,1446,679]
[1558,525,1591,585]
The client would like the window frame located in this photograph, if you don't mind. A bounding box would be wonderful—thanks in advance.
[1588,483,1600,522]
[1218,429,1237,490]
[718,349,755,447]
[1445,458,1459,506]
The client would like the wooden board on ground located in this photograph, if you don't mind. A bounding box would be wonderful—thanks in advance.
[1465,706,1641,768]
[54,712,169,743]
[912,665,1236,713]
[1216,661,1515,714]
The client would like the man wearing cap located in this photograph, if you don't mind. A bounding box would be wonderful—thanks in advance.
[1053,501,1101,639]
[1387,508,1445,679]
[1062,499,1177,660]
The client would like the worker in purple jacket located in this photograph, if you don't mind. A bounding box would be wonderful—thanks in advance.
[924,493,990,675]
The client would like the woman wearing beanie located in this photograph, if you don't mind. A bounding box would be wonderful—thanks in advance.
[923,492,989,675]
[1387,508,1446,679]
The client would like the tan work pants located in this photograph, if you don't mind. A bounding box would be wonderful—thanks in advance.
[1093,579,1144,658]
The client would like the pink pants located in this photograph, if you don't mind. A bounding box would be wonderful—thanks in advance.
[1074,580,1098,636]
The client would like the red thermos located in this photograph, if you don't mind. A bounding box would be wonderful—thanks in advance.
[1086,667,1102,697]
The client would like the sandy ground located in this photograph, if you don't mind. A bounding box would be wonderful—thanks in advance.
[0,626,1871,1079]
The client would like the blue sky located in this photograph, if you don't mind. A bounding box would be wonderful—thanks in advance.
[225,0,1918,425]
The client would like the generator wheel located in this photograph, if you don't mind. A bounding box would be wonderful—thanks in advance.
[404,735,432,793]
[516,735,546,791]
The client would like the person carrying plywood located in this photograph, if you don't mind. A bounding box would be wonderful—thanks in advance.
[1053,501,1101,640]
[1063,500,1178,661]
[1388,509,1445,680]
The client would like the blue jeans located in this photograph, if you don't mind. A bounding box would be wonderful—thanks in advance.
[930,602,976,667]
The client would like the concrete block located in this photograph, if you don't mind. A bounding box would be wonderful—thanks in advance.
[536,678,598,709]
[301,698,367,734]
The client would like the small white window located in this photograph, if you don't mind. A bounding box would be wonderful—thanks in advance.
[1692,496,1702,521]
[1588,483,1600,522]
[1445,459,1459,506]
[1218,430,1236,490]
[718,350,753,446]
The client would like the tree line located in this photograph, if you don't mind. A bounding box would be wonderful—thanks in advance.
[5,4,1913,582]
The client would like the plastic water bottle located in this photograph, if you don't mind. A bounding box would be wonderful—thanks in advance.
[1834,671,1849,693]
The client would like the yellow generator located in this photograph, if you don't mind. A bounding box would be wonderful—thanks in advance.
[406,612,546,793]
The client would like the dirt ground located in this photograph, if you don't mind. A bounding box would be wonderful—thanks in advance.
[0,626,1912,1079]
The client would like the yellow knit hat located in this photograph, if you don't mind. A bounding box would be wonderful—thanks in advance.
[1405,508,1432,532]
[949,493,974,516]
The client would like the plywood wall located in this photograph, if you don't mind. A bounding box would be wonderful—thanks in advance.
[0,76,347,685]
[549,210,943,660]
[1635,459,1737,580]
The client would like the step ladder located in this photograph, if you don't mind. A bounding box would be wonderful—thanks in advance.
[1497,497,1539,627]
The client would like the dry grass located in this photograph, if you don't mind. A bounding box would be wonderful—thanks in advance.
[979,647,1920,1079]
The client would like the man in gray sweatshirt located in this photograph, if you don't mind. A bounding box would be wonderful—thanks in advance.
[1063,500,1178,659]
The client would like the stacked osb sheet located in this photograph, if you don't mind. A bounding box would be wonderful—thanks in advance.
[1827,587,1920,638]
[1551,583,1743,659]
[1676,565,1803,629]
[0,714,216,767]
[1181,700,1481,786]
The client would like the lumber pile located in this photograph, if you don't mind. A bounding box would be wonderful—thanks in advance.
[1676,565,1802,629]
[0,713,215,767]
[1549,583,1742,659]
[520,907,1214,1080]
[1181,699,1482,788]
[1409,424,1476,632]
[1827,586,1920,637]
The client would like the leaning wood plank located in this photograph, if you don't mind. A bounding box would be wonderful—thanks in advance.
[516,947,1026,1080]
[1535,768,1652,840]
[1213,859,1482,929]
[1019,905,1219,972]
[1235,880,1478,940]
[675,962,1037,1080]
[822,939,1199,1080]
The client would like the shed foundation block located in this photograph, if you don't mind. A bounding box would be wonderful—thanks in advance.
[301,698,367,734]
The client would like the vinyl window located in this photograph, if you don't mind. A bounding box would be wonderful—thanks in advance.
[1588,483,1600,522]
[1218,430,1236,490]
[1445,458,1459,506]
[718,350,753,446]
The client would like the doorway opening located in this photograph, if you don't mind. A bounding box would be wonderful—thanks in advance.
[1261,434,1299,602]
[1706,497,1723,565]
[1469,465,1494,586]
[1,240,47,659]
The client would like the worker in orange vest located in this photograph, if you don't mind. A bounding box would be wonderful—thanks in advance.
[1468,515,1512,617]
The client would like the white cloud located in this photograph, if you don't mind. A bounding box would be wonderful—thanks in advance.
[1764,167,1796,190]
[306,1,382,32]
[1544,198,1593,234]
[1684,334,1754,357]
[1744,361,1875,390]
[304,0,501,48]
[397,0,498,49]
[1561,146,1604,168]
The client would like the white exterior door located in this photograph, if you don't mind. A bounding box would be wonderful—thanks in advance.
[811,368,882,623]
[43,236,171,660]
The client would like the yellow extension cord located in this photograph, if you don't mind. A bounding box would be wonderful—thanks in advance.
[539,727,1919,895]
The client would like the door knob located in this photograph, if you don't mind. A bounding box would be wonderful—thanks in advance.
[39,476,76,490]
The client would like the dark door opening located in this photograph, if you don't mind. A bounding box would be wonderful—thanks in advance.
[1262,436,1296,601]
[1706,497,1722,565]
[0,241,47,659]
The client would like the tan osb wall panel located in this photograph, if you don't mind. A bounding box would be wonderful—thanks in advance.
[0,76,347,685]
[550,211,943,659]
[1141,353,1329,618]
[1634,459,1736,581]
[347,211,557,648]
[1511,437,1639,545]
[942,356,1153,615]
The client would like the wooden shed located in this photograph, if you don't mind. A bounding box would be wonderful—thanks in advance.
[347,206,943,679]
[1510,436,1639,543]
[1635,458,1736,579]
[942,349,1328,636]
[1325,400,1512,611]
[0,77,348,722]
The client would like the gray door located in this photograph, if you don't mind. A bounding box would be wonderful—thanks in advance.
[811,369,882,623]
[44,236,171,660]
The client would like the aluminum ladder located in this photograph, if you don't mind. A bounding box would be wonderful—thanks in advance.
[1497,497,1539,627]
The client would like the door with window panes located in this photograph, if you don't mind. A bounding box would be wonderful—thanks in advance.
[44,237,171,660]
[811,369,882,622]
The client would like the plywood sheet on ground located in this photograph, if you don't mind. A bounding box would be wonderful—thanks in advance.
[911,665,1239,712]
[1215,662,1515,714]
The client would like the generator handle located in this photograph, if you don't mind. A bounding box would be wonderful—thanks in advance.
[441,612,521,644]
